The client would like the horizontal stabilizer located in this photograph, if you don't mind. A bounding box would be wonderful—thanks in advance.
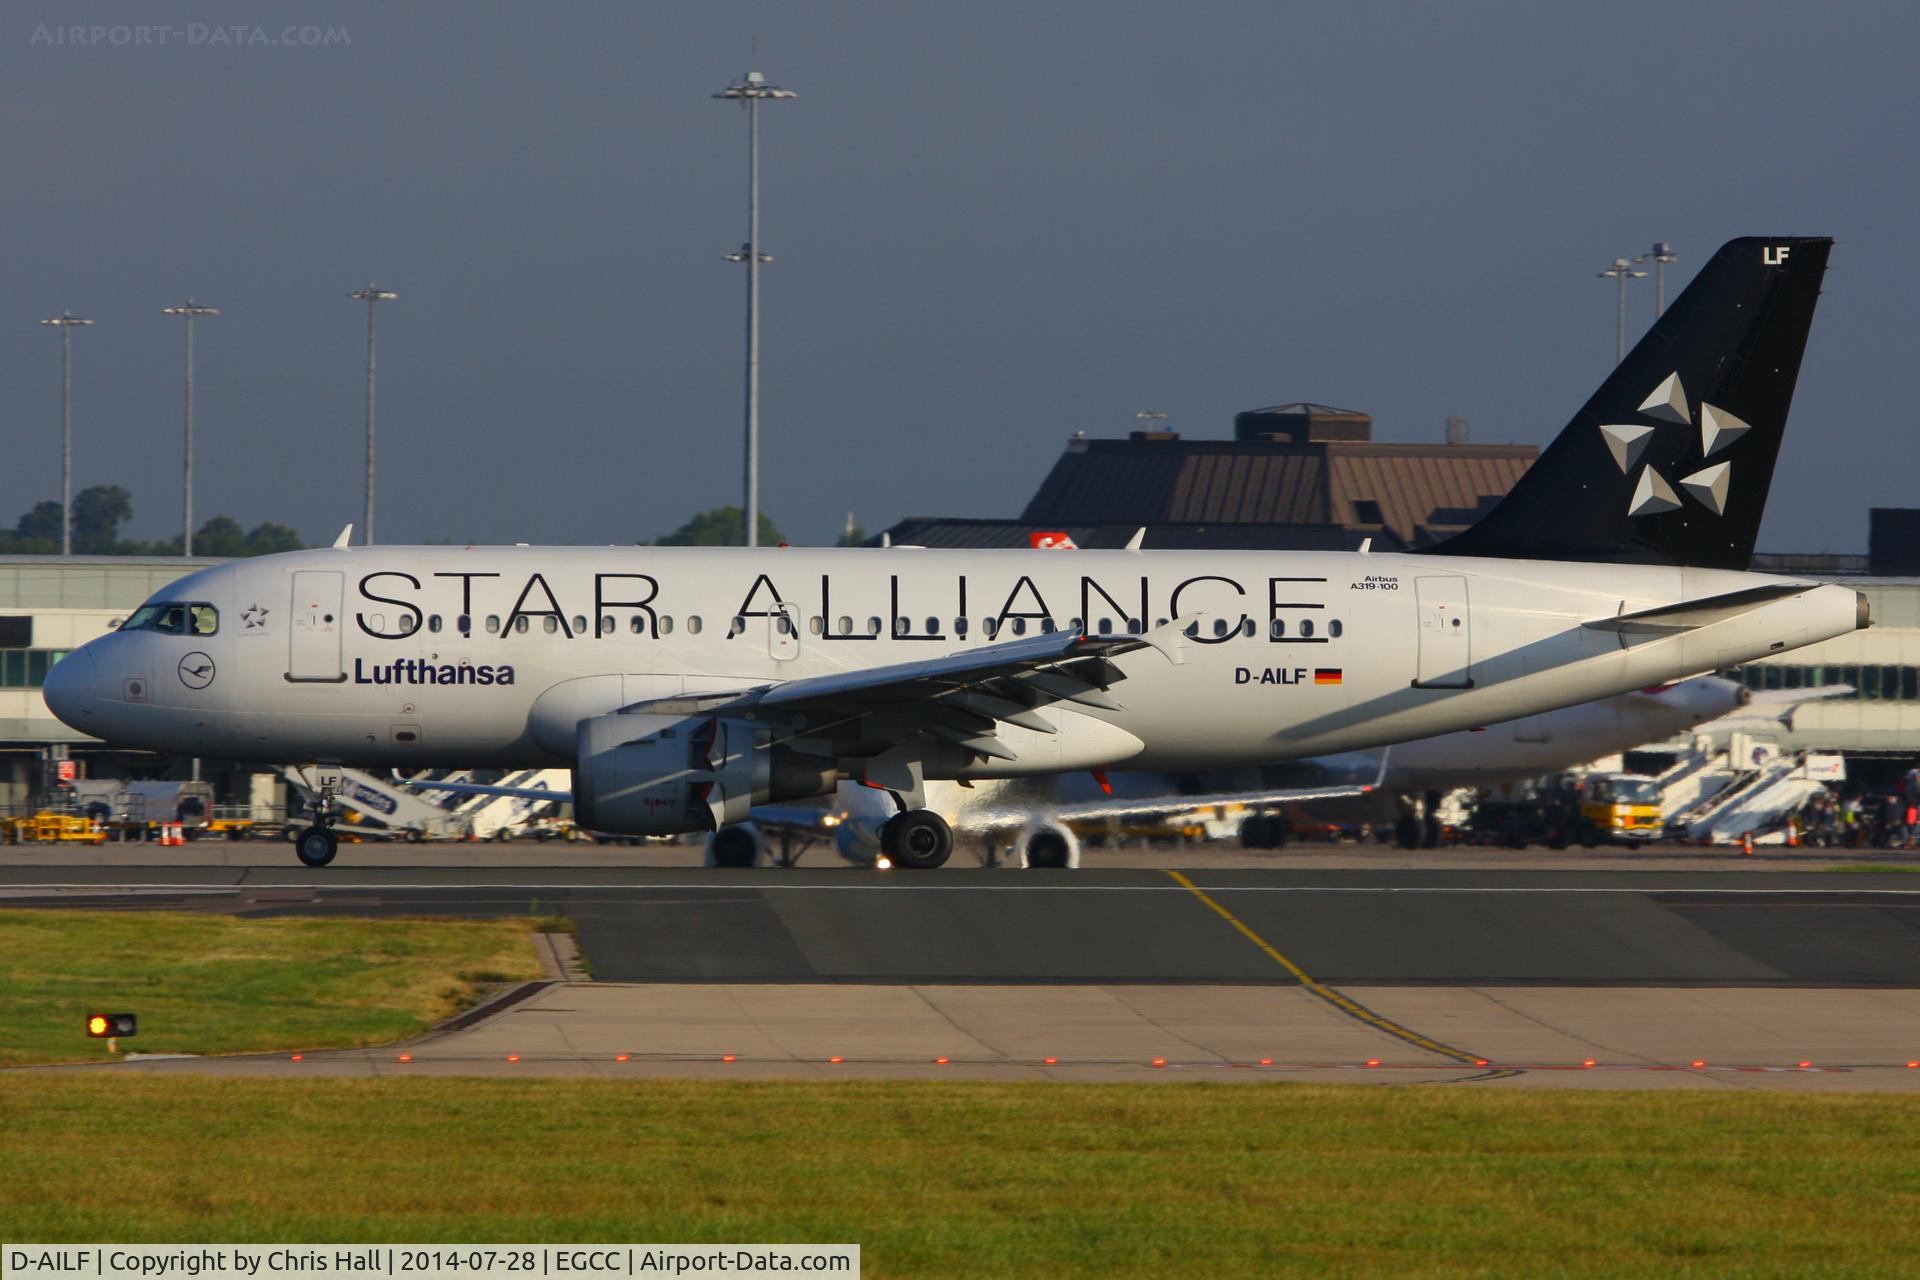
[1581,582,1809,636]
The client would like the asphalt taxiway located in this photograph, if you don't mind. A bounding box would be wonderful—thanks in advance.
[7,851,1919,1089]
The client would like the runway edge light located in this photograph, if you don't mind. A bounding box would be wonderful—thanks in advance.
[85,1013,135,1038]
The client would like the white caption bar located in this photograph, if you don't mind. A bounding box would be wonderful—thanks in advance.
[4,1248,858,1280]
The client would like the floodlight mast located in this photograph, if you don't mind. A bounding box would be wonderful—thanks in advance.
[39,312,94,556]
[161,301,219,556]
[1636,242,1680,316]
[1595,259,1646,364]
[350,285,399,545]
[715,69,796,547]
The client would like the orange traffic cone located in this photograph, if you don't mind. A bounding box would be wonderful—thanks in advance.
[1787,819,1799,848]
[1741,832,1754,857]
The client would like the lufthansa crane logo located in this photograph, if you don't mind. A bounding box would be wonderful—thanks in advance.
[178,651,216,690]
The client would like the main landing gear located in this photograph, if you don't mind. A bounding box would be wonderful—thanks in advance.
[880,809,953,870]
[293,773,340,868]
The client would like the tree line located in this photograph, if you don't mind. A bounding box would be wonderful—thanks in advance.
[0,485,304,557]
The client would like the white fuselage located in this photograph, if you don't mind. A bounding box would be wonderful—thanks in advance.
[45,545,1860,779]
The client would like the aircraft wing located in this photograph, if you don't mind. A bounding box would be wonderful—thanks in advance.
[404,779,574,803]
[1037,781,1375,823]
[630,624,1171,762]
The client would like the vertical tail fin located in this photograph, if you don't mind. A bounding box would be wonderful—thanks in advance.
[1425,237,1832,569]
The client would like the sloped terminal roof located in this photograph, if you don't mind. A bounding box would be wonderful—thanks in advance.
[1018,437,1534,548]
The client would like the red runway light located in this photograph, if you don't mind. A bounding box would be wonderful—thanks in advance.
[1151,1058,1167,1067]
[934,1057,950,1065]
[1582,1059,1596,1068]
[1797,1061,1812,1069]
[1259,1058,1273,1066]
[1042,1057,1057,1065]
[396,1053,413,1063]
[1475,1059,1489,1067]
[1691,1060,1706,1069]
[1908,1061,1919,1069]
[828,1056,843,1064]
[615,1054,629,1062]
[1365,1059,1381,1067]
[722,1054,737,1063]
[289,1053,303,1062]
[506,1054,520,1063]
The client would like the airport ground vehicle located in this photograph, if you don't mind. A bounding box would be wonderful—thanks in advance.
[1578,774,1667,843]
[1,811,107,845]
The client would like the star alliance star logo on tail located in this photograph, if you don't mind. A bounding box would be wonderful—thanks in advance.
[1597,372,1750,519]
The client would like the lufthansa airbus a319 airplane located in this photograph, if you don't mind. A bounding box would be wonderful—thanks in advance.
[43,237,1865,868]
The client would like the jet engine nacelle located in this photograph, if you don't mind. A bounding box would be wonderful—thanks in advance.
[1016,822,1080,869]
[572,711,834,836]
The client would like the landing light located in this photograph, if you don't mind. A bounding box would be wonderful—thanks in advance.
[875,857,892,871]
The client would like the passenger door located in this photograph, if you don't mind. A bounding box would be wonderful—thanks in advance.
[1412,576,1473,689]
[287,571,346,682]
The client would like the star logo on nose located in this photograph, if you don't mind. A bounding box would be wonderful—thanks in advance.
[242,603,269,629]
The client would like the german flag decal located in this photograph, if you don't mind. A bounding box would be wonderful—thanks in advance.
[1313,668,1343,685]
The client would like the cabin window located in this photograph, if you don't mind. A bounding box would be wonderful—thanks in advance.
[1128,618,1144,634]
[776,615,795,636]
[983,619,998,639]
[686,616,703,636]
[837,616,853,635]
[925,617,939,635]
[629,615,646,635]
[541,617,557,634]
[427,615,443,634]
[1212,618,1230,638]
[1299,619,1315,639]
[1011,618,1028,637]
[955,617,969,638]
[572,615,587,635]
[1042,618,1057,633]
[1242,618,1257,638]
[1329,619,1343,638]
[659,616,675,635]
[809,616,824,636]
[895,616,910,634]
[599,616,614,636]
[457,614,471,636]
[514,617,530,635]
[485,615,501,634]
[1097,618,1113,636]
[866,617,882,636]
[728,617,746,638]
[1271,618,1286,638]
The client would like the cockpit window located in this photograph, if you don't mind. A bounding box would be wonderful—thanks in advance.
[121,601,218,636]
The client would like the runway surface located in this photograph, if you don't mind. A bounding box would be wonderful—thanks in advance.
[8,860,1920,1089]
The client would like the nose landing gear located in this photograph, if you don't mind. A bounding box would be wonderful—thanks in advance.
[293,773,340,868]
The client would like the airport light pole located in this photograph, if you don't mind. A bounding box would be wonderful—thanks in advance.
[1596,258,1646,364]
[715,68,796,547]
[350,285,398,545]
[1636,242,1679,316]
[40,312,94,556]
[162,301,218,556]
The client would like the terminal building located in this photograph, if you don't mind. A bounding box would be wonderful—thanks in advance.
[881,405,1537,551]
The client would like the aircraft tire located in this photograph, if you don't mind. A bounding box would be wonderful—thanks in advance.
[710,825,760,868]
[295,827,338,868]
[882,810,952,870]
[1394,816,1421,850]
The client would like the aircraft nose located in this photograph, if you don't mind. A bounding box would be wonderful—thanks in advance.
[41,649,96,730]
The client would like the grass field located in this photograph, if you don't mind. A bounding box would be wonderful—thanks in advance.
[0,909,545,1065]
[3,1078,1919,1277]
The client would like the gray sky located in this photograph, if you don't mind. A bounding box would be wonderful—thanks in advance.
[3,1,1914,552]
